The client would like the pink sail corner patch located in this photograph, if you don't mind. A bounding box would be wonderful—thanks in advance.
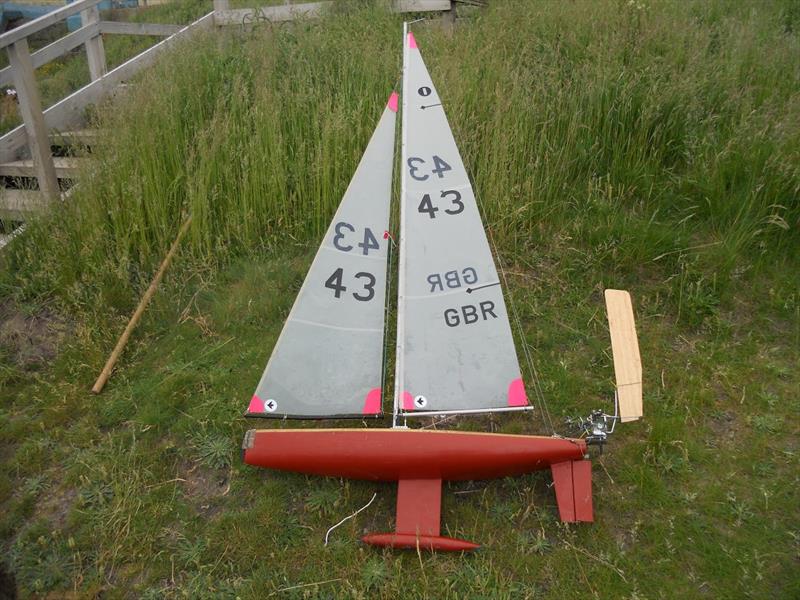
[387,91,398,113]
[248,394,265,413]
[402,391,415,410]
[407,32,417,49]
[363,388,382,414]
[507,378,529,407]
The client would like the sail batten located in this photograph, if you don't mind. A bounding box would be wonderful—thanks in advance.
[288,318,384,333]
[247,94,398,419]
[394,31,529,417]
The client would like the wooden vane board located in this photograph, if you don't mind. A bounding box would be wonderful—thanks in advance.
[605,289,643,422]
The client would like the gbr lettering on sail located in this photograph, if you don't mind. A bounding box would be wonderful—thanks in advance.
[406,145,497,328]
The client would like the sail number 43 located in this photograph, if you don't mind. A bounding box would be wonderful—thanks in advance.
[333,222,380,255]
[418,190,463,219]
[407,155,452,181]
[324,268,376,302]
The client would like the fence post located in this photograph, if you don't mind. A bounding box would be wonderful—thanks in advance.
[213,0,229,26]
[6,39,59,200]
[81,4,106,80]
[444,0,456,30]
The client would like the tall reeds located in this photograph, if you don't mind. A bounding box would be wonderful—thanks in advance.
[2,0,797,309]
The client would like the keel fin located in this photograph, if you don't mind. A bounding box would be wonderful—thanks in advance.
[362,478,480,551]
[396,478,441,536]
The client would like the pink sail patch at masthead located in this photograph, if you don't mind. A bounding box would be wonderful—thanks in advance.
[387,91,399,113]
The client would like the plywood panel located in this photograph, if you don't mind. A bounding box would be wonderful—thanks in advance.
[605,289,643,422]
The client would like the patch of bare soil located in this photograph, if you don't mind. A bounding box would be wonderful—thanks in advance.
[0,299,71,370]
[180,461,230,518]
[35,487,78,529]
[706,410,740,450]
[0,561,16,600]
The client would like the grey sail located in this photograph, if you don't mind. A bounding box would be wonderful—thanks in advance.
[394,32,529,417]
[247,93,398,418]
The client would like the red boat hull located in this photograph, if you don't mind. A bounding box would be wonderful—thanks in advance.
[243,428,592,551]
[243,428,586,480]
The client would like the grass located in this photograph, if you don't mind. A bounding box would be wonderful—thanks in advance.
[0,0,799,597]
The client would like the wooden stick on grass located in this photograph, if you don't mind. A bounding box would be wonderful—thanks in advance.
[91,215,192,394]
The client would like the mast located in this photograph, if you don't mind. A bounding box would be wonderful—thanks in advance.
[392,21,409,428]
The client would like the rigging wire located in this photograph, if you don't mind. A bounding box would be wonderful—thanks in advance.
[379,215,395,424]
[471,185,556,435]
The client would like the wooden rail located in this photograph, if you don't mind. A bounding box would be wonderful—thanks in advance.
[0,0,458,225]
[0,0,215,210]
[0,24,99,88]
[212,0,452,26]
[98,21,183,36]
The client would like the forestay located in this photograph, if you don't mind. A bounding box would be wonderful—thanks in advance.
[247,93,398,418]
[395,32,529,417]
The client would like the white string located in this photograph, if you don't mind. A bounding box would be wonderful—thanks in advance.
[324,492,378,546]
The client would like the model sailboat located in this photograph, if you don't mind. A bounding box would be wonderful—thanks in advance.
[242,27,643,552]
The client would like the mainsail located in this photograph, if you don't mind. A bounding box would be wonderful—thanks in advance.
[394,32,529,417]
[247,93,398,418]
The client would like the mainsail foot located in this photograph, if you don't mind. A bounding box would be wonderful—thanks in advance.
[242,429,590,551]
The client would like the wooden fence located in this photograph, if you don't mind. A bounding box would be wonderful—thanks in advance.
[0,0,457,223]
[212,0,453,26]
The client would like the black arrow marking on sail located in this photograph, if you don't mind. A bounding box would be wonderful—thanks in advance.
[266,400,276,410]
[466,282,501,294]
[420,103,442,110]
